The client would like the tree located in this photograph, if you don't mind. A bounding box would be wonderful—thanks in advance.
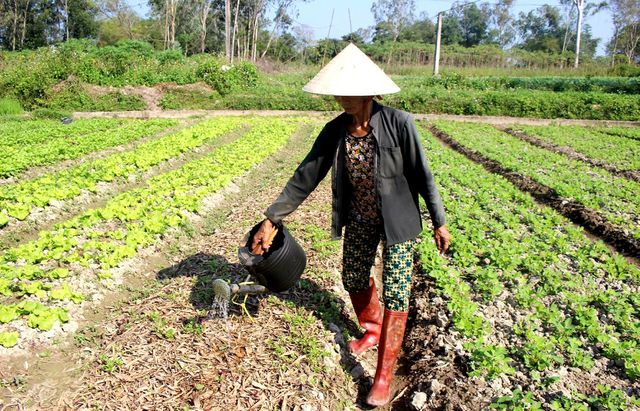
[609,0,640,64]
[484,0,515,48]
[341,31,366,46]
[371,0,415,44]
[67,0,99,39]
[516,5,564,52]
[458,3,487,47]
[98,0,140,42]
[440,14,462,45]
[398,14,435,43]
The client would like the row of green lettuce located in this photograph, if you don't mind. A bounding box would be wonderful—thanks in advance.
[0,118,178,178]
[0,118,241,228]
[508,124,640,171]
[0,117,302,348]
[416,125,640,408]
[432,121,640,241]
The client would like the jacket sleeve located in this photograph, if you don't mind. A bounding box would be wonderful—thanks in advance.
[401,116,446,229]
[264,124,336,224]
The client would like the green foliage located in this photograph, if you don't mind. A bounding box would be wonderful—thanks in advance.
[31,108,72,120]
[416,124,640,406]
[0,117,297,346]
[46,81,145,111]
[99,354,124,372]
[0,332,19,348]
[0,97,24,115]
[609,64,640,77]
[196,59,259,96]
[491,389,542,410]
[467,342,516,380]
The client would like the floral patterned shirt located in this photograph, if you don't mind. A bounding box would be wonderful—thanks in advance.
[345,132,382,225]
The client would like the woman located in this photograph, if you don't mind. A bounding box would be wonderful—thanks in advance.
[251,43,450,407]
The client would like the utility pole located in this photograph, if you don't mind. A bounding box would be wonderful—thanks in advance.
[433,12,443,75]
[322,8,334,65]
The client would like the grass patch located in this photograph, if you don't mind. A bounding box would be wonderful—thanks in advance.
[160,88,218,110]
[0,97,24,115]
[31,107,71,120]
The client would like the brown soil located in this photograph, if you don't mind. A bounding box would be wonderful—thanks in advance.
[395,265,483,411]
[503,128,640,183]
[428,124,640,260]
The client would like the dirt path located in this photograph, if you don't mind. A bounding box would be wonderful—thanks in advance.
[71,110,640,127]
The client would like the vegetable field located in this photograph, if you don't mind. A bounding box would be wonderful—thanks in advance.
[0,114,639,410]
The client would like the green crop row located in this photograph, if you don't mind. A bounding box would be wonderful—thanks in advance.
[1,119,178,178]
[596,126,640,142]
[416,127,639,404]
[399,73,640,94]
[510,124,640,171]
[0,118,124,148]
[432,121,640,240]
[0,117,303,346]
[0,117,242,229]
[385,88,640,121]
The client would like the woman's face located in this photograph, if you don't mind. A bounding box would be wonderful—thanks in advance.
[334,96,372,115]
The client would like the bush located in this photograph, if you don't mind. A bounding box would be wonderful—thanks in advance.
[31,108,71,120]
[0,97,24,115]
[196,58,259,96]
[609,64,640,78]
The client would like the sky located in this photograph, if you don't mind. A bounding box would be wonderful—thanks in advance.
[291,0,614,55]
[130,0,614,56]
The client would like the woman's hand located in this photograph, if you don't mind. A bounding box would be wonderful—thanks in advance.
[433,225,451,254]
[251,219,276,255]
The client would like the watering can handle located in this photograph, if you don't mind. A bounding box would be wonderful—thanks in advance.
[251,228,278,255]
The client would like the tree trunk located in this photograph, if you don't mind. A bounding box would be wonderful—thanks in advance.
[231,0,240,63]
[251,3,261,61]
[610,26,618,68]
[225,0,231,61]
[261,7,283,59]
[164,0,170,49]
[12,0,18,50]
[573,0,584,68]
[561,8,572,54]
[65,0,69,41]
[170,0,176,48]
[20,0,29,48]
[199,0,211,53]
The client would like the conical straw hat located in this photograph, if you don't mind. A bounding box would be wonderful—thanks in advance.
[303,43,400,96]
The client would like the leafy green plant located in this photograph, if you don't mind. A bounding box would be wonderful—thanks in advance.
[467,342,515,380]
[491,389,542,410]
[99,354,124,372]
[0,331,19,348]
[0,97,23,115]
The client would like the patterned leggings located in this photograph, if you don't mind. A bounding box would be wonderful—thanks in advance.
[342,221,415,311]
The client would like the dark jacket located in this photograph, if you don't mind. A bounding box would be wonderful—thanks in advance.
[265,101,446,246]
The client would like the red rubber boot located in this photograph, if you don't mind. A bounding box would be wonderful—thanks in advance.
[348,278,383,356]
[366,309,408,407]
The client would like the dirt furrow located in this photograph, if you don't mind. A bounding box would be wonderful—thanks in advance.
[428,124,640,261]
[502,127,640,183]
